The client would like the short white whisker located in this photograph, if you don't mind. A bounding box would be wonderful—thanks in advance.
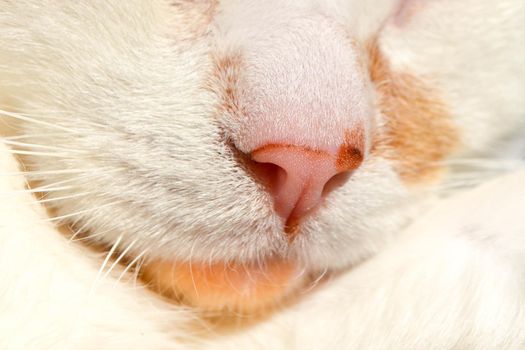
[1,133,75,140]
[44,200,124,223]
[0,109,79,133]
[0,185,77,197]
[101,239,138,282]
[0,169,86,177]
[1,139,86,153]
[91,235,123,294]
[34,191,92,204]
[116,248,149,285]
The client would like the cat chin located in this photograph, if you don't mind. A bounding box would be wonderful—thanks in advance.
[141,257,308,313]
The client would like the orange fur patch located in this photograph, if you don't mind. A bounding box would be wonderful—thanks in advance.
[141,258,302,313]
[368,42,459,183]
[251,144,327,158]
[211,52,245,121]
[336,129,365,172]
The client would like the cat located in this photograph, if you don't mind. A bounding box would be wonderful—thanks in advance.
[0,0,524,349]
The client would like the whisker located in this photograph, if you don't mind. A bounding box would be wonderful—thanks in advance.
[116,248,149,285]
[1,133,73,140]
[0,169,86,177]
[0,109,79,133]
[26,167,125,191]
[34,191,91,204]
[5,149,83,158]
[1,139,85,153]
[189,239,199,300]
[69,225,116,243]
[91,234,123,293]
[132,255,147,287]
[67,220,90,243]
[101,239,138,281]
[37,174,96,190]
[301,268,328,294]
[0,185,77,197]
[43,200,124,223]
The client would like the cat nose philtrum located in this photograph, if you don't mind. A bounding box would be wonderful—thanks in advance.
[251,141,363,235]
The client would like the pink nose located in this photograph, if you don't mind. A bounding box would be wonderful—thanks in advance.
[251,143,363,235]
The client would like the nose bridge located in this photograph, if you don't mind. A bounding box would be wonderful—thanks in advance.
[232,15,371,155]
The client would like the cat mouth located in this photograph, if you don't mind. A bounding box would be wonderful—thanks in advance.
[141,257,307,313]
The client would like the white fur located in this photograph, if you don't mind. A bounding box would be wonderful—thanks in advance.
[208,167,525,349]
[0,0,524,348]
[0,0,522,269]
[2,142,525,349]
[0,142,192,349]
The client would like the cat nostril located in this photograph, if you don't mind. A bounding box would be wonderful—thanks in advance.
[249,161,287,194]
[322,172,352,198]
[250,144,362,237]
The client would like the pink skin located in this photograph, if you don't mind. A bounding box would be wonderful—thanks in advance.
[229,15,370,230]
[251,144,361,232]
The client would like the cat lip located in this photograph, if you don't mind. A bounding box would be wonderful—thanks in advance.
[141,258,306,313]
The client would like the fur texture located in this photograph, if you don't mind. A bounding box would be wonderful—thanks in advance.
[1,142,525,349]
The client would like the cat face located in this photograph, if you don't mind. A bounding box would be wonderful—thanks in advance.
[0,0,523,311]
